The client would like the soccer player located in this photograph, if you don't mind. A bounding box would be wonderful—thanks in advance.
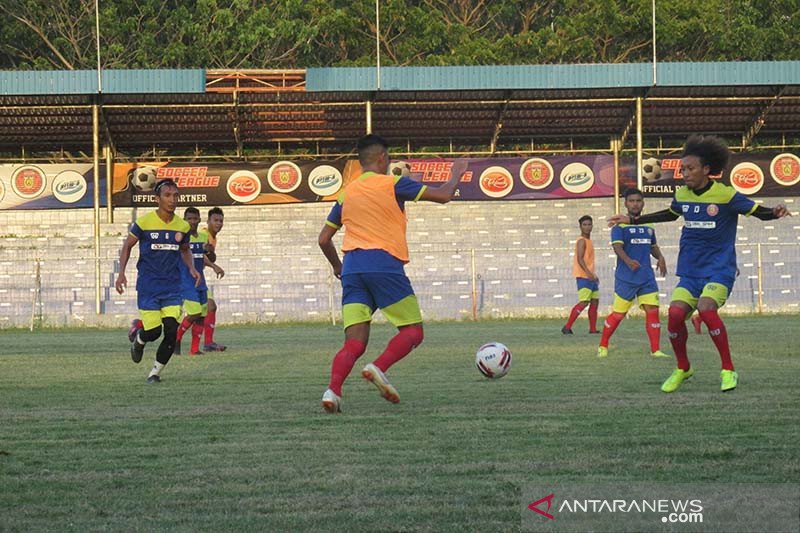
[318,133,466,414]
[562,215,600,335]
[609,135,790,392]
[174,207,224,356]
[115,179,200,383]
[201,207,227,352]
[597,188,669,359]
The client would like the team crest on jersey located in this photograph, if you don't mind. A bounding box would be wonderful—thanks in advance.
[175,233,183,243]
[706,204,719,216]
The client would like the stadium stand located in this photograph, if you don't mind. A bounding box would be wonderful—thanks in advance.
[0,197,796,327]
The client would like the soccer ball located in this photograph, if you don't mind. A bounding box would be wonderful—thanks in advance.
[389,161,412,178]
[641,157,662,182]
[132,166,158,191]
[475,342,512,379]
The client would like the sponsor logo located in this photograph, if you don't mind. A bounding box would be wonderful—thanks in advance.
[151,243,180,251]
[11,165,46,199]
[769,153,800,186]
[52,170,88,204]
[478,166,513,198]
[267,161,302,193]
[519,158,554,190]
[414,161,473,182]
[156,166,221,188]
[559,162,595,194]
[226,170,262,203]
[630,238,653,244]
[308,164,343,197]
[706,204,719,216]
[150,232,159,239]
[685,220,716,229]
[729,162,764,195]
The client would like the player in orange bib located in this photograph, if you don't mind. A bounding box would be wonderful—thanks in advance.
[318,134,467,414]
[562,215,600,335]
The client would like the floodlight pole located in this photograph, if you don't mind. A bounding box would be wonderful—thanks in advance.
[95,0,102,92]
[652,0,657,86]
[375,0,381,90]
[94,0,104,315]
[636,97,643,190]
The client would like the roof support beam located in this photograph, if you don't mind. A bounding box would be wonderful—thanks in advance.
[741,86,786,149]
[232,91,242,157]
[489,93,510,154]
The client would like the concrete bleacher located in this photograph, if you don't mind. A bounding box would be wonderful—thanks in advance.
[0,196,797,328]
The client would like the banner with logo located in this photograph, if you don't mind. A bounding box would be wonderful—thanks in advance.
[627,152,800,198]
[0,164,106,210]
[110,156,617,207]
[110,161,351,207]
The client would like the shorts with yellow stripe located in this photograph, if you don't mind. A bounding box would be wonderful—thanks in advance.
[612,278,660,313]
[672,275,734,309]
[576,277,600,302]
[137,290,182,331]
[341,272,422,329]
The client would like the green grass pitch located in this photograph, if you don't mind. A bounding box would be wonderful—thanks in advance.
[1,316,798,531]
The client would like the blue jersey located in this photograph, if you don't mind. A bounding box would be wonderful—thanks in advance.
[180,232,208,291]
[129,211,190,294]
[669,181,756,280]
[326,175,425,275]
[611,223,658,286]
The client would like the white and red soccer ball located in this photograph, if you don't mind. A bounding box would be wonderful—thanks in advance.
[475,342,512,379]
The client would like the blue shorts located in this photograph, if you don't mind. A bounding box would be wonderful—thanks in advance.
[614,277,658,301]
[341,272,421,329]
[181,285,208,306]
[137,286,182,311]
[576,277,600,301]
[673,275,735,308]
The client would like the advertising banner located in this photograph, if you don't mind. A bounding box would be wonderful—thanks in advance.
[110,156,617,208]
[0,164,107,210]
[628,151,800,198]
[4,152,797,210]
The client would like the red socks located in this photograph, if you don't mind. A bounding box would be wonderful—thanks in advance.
[204,310,216,345]
[588,301,599,332]
[645,308,662,352]
[373,325,424,372]
[667,306,690,370]
[191,322,204,354]
[565,302,588,329]
[599,312,625,348]
[328,339,367,396]
[699,309,734,370]
[176,317,192,341]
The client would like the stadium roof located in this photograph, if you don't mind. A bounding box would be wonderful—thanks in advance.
[0,62,798,158]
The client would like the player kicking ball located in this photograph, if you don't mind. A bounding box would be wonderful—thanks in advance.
[318,134,466,413]
[609,136,790,393]
[598,188,669,359]
[115,180,200,383]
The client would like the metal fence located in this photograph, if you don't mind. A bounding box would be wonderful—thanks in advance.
[3,242,797,330]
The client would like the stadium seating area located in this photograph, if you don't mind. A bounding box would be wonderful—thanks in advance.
[0,197,797,328]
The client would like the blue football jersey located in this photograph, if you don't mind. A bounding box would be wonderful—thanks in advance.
[669,181,756,280]
[611,223,658,285]
[179,232,208,291]
[129,211,190,294]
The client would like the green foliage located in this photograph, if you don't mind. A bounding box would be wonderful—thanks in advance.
[0,0,798,69]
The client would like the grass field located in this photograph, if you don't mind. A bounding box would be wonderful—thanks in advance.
[1,316,798,531]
